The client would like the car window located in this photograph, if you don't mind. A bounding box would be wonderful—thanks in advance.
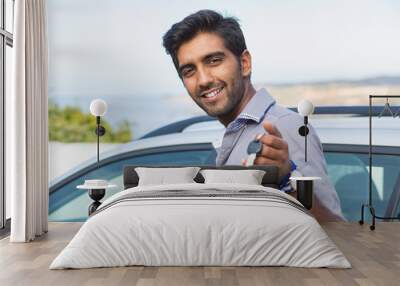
[325,152,400,221]
[50,147,400,222]
[49,148,215,221]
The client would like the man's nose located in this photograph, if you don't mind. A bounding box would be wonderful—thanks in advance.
[197,67,214,88]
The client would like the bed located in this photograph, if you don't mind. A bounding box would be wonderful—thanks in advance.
[49,165,351,269]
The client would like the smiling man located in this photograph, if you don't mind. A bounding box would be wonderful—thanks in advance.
[162,10,344,221]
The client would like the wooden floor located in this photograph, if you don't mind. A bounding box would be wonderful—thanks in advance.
[0,222,399,286]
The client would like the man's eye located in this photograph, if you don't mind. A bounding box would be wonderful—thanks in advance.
[209,57,222,64]
[181,68,194,77]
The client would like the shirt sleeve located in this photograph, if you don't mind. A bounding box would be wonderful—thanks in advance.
[214,146,222,167]
[274,113,346,221]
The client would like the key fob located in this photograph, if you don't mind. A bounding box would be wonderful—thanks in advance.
[247,139,263,155]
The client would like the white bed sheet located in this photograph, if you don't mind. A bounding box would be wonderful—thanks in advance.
[50,183,351,269]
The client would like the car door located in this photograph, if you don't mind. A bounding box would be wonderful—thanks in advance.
[49,143,216,221]
[324,144,400,221]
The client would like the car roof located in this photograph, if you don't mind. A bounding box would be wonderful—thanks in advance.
[139,105,400,139]
[309,115,400,146]
[182,115,400,147]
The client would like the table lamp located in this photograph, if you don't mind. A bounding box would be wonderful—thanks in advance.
[290,99,320,210]
[79,99,109,215]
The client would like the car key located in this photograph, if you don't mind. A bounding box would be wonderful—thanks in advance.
[246,139,263,166]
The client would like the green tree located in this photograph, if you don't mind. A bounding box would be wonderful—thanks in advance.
[48,100,133,143]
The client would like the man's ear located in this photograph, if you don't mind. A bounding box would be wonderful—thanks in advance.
[240,49,252,78]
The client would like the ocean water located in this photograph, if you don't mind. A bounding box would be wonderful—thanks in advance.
[50,94,207,139]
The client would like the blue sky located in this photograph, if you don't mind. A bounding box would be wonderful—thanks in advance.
[48,0,400,97]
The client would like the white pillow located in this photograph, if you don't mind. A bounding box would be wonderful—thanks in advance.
[200,169,266,185]
[135,167,201,186]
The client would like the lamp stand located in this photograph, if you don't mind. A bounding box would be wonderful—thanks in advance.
[88,188,106,215]
[95,116,106,168]
[298,116,309,162]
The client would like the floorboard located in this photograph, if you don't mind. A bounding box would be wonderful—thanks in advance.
[0,222,399,286]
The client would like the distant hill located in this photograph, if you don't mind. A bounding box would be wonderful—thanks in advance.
[257,76,400,106]
[265,76,400,87]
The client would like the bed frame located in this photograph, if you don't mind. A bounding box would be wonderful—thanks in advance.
[123,165,280,190]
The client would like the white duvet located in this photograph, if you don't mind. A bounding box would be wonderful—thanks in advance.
[50,183,351,269]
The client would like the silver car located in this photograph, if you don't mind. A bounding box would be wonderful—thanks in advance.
[49,106,400,222]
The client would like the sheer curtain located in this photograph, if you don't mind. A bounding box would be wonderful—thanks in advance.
[8,0,49,242]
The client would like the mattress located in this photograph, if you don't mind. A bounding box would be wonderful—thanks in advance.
[49,183,351,269]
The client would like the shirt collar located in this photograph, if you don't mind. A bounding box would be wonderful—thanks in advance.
[236,88,276,123]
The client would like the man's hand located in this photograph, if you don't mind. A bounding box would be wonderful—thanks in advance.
[242,120,291,181]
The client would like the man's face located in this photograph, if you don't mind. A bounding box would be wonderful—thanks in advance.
[176,32,245,117]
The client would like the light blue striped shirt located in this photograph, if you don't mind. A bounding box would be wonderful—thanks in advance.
[215,88,344,220]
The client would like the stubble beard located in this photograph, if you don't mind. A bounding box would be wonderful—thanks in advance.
[192,73,245,118]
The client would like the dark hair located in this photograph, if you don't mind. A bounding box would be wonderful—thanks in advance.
[162,10,247,73]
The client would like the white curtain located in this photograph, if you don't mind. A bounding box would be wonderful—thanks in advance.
[9,0,49,242]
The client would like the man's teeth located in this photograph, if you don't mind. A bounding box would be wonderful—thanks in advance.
[204,88,223,98]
